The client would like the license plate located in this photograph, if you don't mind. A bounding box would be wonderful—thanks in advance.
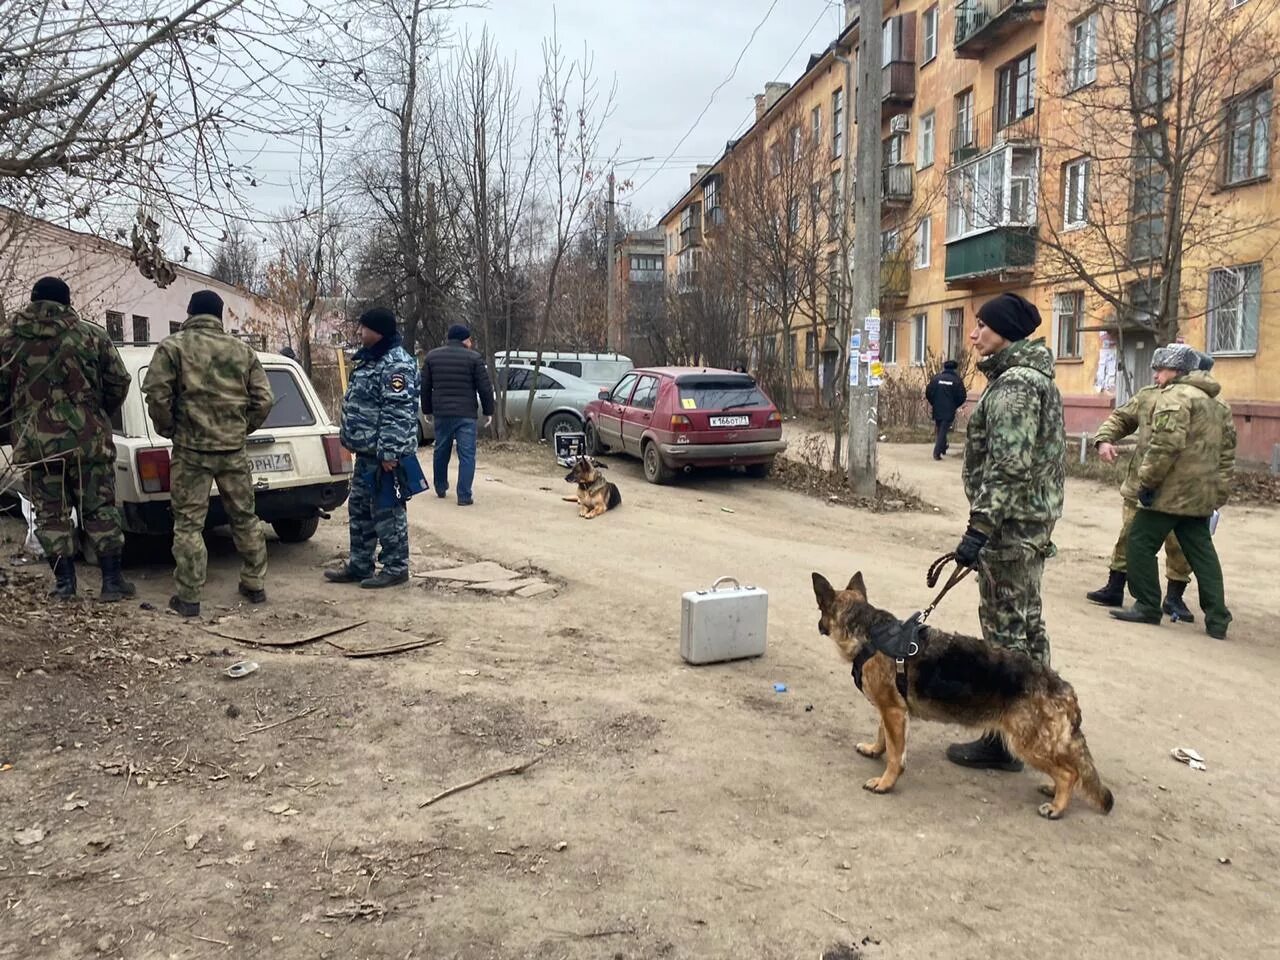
[250,453,293,473]
[710,415,750,427]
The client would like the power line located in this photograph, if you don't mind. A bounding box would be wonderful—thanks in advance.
[628,0,786,199]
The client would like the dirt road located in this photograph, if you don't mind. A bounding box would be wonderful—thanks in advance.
[2,441,1278,960]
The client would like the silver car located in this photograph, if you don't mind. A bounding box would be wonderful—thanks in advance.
[418,364,597,443]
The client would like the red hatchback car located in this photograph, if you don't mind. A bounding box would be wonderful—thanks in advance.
[583,367,788,483]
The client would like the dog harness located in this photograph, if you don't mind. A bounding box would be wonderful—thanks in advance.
[851,553,973,701]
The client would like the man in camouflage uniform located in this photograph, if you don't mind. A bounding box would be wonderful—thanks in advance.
[1111,344,1234,639]
[950,292,1065,772]
[1085,354,1223,621]
[142,291,274,618]
[325,307,419,588]
[0,277,134,601]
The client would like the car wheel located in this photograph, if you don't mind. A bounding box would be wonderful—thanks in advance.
[642,441,675,485]
[584,421,606,456]
[744,459,774,479]
[542,411,582,443]
[272,516,320,543]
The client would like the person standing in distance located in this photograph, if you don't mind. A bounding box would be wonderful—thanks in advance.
[326,307,420,588]
[924,359,969,460]
[421,324,494,506]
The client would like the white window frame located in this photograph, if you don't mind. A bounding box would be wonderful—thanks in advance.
[1225,87,1272,185]
[811,104,822,146]
[917,111,936,169]
[911,313,928,366]
[943,308,964,361]
[1208,263,1262,355]
[881,317,898,364]
[914,217,932,269]
[1063,157,1090,230]
[946,145,1039,242]
[805,330,818,369]
[833,88,845,159]
[1069,13,1098,91]
[922,5,939,64]
[1053,291,1084,359]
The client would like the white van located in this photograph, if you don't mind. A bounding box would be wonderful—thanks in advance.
[494,351,633,390]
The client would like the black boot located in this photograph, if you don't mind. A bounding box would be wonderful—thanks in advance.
[47,556,77,600]
[98,552,136,603]
[323,567,365,584]
[1110,606,1161,625]
[238,582,267,604]
[1162,579,1196,623]
[1085,569,1126,607]
[168,595,200,618]
[946,732,1023,772]
[360,570,409,589]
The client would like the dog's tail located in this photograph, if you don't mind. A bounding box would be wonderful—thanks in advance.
[1075,737,1115,814]
[608,483,622,509]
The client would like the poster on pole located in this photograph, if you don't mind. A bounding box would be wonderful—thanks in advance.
[868,360,885,387]
[849,359,861,386]
[851,331,863,352]
[865,316,881,344]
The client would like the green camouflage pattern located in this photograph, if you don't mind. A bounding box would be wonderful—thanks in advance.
[1110,496,1191,581]
[978,517,1054,666]
[170,447,267,603]
[1092,384,1160,501]
[0,301,130,465]
[26,458,125,558]
[142,315,274,452]
[963,337,1066,536]
[1137,372,1234,517]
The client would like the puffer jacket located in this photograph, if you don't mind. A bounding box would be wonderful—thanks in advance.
[962,337,1066,534]
[421,341,495,419]
[1137,372,1235,516]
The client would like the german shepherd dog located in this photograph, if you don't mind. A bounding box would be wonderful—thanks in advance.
[811,571,1114,819]
[563,456,622,519]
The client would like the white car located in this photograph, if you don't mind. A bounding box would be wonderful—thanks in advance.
[3,346,352,548]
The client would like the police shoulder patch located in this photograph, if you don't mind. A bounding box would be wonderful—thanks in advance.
[388,372,407,393]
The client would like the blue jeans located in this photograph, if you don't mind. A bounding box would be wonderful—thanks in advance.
[432,416,477,502]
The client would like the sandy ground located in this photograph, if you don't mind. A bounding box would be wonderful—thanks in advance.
[2,440,1278,960]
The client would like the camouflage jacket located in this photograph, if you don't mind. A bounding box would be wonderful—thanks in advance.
[1092,385,1160,501]
[0,301,130,465]
[339,335,419,462]
[141,315,274,452]
[1136,372,1235,516]
[962,337,1066,535]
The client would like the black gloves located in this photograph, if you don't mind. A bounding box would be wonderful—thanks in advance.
[1137,487,1157,508]
[955,526,989,568]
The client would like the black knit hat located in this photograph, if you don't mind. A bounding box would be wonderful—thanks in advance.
[976,293,1041,343]
[447,323,471,342]
[359,307,397,338]
[31,277,70,306]
[188,290,224,319]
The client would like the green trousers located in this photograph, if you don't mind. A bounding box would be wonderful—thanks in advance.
[1126,509,1231,635]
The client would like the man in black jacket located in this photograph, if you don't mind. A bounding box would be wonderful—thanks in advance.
[421,324,495,506]
[924,359,968,460]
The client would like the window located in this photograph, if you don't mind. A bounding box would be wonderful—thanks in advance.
[805,331,818,369]
[1063,157,1090,229]
[769,142,782,177]
[261,369,318,429]
[830,170,843,237]
[882,14,910,64]
[833,88,845,158]
[630,376,659,410]
[1225,88,1272,185]
[810,181,824,229]
[1131,130,1167,260]
[1053,292,1084,359]
[610,373,639,404]
[946,146,1039,241]
[533,372,564,391]
[790,125,803,162]
[788,197,801,233]
[1139,5,1176,108]
[1069,13,1097,91]
[548,360,583,377]
[954,88,975,155]
[881,318,898,364]
[881,227,901,256]
[167,321,181,335]
[883,133,904,166]
[105,310,124,343]
[996,49,1037,129]
[826,253,843,321]
[703,176,723,225]
[911,313,928,366]
[1127,277,1161,328]
[131,315,149,344]
[678,376,768,411]
[811,105,823,146]
[1208,263,1261,354]
[917,111,935,169]
[630,254,664,282]
[503,367,530,391]
[944,308,964,361]
[915,217,932,269]
[922,5,938,63]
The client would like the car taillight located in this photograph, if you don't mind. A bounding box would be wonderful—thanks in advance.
[323,436,353,475]
[767,410,782,424]
[670,414,692,432]
[137,449,171,494]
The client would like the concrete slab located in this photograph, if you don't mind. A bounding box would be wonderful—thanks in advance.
[417,561,519,583]
[515,582,558,599]
[465,578,544,595]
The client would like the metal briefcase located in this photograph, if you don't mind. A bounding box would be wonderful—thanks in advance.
[680,576,768,665]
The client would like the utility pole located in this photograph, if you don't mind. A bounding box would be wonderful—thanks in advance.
[605,169,617,354]
[847,0,883,496]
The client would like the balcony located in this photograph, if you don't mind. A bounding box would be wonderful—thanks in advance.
[882,163,914,206]
[676,270,700,294]
[882,61,916,118]
[944,227,1036,287]
[954,0,1046,59]
[949,106,1039,168]
[679,223,702,250]
[881,252,911,302]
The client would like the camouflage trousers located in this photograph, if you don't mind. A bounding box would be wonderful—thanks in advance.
[1109,497,1191,582]
[26,456,125,558]
[170,447,267,604]
[347,455,409,577]
[977,518,1056,667]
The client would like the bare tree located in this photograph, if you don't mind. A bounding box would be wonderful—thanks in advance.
[209,224,261,291]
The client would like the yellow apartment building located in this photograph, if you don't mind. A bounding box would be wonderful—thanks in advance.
[659,0,1280,461]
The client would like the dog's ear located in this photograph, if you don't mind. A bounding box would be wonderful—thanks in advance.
[811,572,835,611]
[846,572,867,601]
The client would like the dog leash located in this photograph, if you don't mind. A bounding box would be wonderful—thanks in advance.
[921,552,974,623]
